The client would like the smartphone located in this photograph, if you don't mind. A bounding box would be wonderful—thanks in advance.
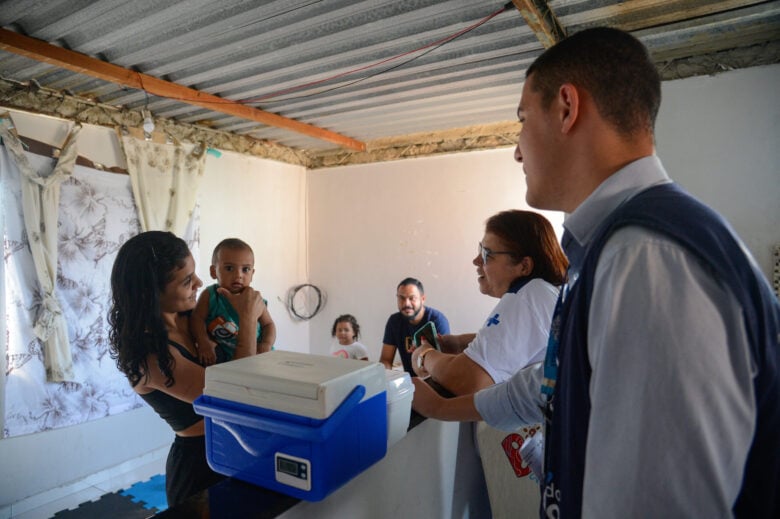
[413,321,440,350]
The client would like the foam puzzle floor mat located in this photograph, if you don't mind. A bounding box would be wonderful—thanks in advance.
[52,474,167,518]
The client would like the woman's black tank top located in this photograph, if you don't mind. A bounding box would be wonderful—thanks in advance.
[138,340,203,432]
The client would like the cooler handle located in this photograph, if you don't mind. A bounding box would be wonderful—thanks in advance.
[195,384,366,442]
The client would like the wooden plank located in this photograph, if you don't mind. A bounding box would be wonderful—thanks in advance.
[568,0,768,32]
[308,121,522,169]
[0,28,366,151]
[511,0,566,48]
[14,134,129,174]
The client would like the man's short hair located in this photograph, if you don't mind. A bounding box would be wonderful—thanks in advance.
[526,27,661,138]
[397,277,424,295]
[212,238,253,265]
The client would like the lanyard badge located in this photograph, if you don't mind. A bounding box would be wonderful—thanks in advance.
[541,295,563,400]
[541,283,570,422]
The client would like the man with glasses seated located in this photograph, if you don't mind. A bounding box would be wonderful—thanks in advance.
[380,277,450,376]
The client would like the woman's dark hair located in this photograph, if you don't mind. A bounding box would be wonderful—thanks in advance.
[108,231,191,388]
[331,314,360,340]
[485,210,568,286]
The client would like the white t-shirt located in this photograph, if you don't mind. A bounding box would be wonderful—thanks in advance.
[463,278,558,384]
[331,341,369,360]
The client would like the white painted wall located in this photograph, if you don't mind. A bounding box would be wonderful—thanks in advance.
[2,62,778,512]
[655,64,780,279]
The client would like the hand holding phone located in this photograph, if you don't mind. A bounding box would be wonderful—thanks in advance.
[413,321,440,351]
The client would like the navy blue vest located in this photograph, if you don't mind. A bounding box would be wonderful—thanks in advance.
[543,183,780,517]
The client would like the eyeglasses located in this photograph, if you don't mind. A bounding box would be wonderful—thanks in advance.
[478,242,515,264]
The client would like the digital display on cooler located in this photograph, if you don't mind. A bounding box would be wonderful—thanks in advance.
[275,452,311,491]
[278,457,301,477]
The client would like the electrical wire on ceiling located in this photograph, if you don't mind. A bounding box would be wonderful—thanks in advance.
[134,2,515,108]
[209,0,325,40]
[243,1,516,104]
[254,36,451,104]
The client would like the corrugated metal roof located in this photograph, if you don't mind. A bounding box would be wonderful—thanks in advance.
[1,0,779,158]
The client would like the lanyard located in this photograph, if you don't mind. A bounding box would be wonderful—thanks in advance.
[543,230,583,402]
[541,288,565,400]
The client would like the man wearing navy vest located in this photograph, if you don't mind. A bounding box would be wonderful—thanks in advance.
[465,27,779,518]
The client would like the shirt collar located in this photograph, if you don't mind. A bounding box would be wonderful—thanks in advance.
[563,155,671,249]
[507,276,532,294]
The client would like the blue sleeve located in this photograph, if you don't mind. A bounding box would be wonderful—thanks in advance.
[432,310,450,334]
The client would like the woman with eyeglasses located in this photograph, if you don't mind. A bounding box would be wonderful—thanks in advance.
[410,209,566,517]
[410,209,567,395]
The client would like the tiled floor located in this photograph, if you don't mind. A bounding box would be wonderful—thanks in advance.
[51,493,156,519]
[12,487,110,519]
[6,455,165,519]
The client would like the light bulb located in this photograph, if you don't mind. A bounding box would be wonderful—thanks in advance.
[142,110,155,134]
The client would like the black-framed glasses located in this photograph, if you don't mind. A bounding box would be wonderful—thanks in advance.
[478,242,514,263]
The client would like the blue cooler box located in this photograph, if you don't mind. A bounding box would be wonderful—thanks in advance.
[193,351,387,501]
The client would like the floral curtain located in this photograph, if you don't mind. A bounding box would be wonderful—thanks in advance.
[119,133,206,236]
[1,134,200,438]
[0,116,81,382]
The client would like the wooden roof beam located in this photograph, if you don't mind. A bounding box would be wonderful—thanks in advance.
[511,0,566,48]
[0,28,365,151]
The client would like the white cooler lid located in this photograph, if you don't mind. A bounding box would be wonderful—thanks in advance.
[203,350,385,419]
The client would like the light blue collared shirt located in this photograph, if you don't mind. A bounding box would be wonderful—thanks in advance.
[475,155,754,518]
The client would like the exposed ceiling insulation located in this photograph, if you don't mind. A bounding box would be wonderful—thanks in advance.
[1,0,778,167]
